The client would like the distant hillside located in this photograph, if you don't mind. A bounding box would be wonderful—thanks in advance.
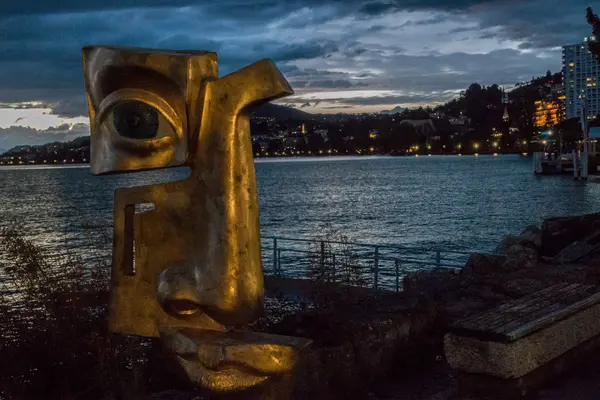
[3,136,90,156]
[253,103,314,120]
[0,136,90,165]
[380,106,408,115]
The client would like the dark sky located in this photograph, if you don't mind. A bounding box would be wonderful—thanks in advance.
[0,0,594,148]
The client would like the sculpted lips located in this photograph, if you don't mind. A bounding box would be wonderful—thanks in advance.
[159,327,312,392]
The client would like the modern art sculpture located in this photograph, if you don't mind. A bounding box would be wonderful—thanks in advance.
[82,46,310,394]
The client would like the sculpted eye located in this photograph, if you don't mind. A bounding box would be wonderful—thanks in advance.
[112,101,159,139]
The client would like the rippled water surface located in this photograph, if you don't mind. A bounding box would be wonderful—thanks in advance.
[1,155,600,256]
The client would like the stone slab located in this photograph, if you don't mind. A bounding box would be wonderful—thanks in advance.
[456,333,600,399]
[445,296,600,378]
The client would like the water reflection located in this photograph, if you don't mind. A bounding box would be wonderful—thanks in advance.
[0,156,598,259]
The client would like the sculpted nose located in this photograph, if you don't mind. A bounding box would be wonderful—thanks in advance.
[157,260,263,326]
[157,261,203,317]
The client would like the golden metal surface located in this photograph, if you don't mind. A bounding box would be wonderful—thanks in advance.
[82,46,310,393]
[161,328,312,392]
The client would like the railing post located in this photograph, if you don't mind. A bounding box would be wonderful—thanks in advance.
[435,248,441,268]
[320,240,325,276]
[395,259,400,292]
[373,246,379,290]
[332,254,336,283]
[273,238,278,274]
[277,249,281,276]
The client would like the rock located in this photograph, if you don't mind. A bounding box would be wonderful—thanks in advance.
[461,253,505,279]
[503,244,538,269]
[403,268,459,295]
[550,230,600,264]
[519,224,542,248]
[498,277,547,298]
[496,235,537,255]
[541,213,600,257]
[443,298,489,321]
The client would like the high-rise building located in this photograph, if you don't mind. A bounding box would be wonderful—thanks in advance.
[563,38,600,120]
[533,96,566,128]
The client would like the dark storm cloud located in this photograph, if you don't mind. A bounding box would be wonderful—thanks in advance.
[4,0,509,16]
[49,98,89,118]
[0,6,339,107]
[357,0,508,15]
[0,0,594,127]
[471,1,591,49]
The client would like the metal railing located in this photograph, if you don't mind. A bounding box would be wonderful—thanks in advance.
[261,236,484,292]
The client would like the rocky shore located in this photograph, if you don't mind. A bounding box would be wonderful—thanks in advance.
[155,212,600,399]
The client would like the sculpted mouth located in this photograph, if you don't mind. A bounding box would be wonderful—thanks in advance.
[159,327,312,392]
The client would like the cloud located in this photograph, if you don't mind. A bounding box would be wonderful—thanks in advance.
[0,123,90,149]
[48,97,89,118]
[0,0,591,132]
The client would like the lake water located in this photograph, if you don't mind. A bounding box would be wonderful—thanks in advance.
[1,155,599,259]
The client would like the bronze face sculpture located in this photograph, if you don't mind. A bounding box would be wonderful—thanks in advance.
[82,46,310,393]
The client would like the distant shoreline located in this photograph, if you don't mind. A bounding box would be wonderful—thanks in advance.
[0,153,530,170]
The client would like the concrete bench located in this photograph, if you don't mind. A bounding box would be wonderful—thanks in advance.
[444,282,600,398]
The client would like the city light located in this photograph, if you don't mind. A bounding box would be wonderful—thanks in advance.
[473,143,480,150]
